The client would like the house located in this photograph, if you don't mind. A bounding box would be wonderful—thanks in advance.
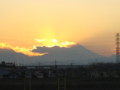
[34,71,44,78]
[0,68,11,78]
[25,71,32,78]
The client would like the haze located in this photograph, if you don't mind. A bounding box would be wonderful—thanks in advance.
[0,0,120,56]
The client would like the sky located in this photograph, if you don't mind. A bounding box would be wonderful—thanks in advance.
[0,0,120,56]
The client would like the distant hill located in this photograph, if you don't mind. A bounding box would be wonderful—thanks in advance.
[0,44,114,65]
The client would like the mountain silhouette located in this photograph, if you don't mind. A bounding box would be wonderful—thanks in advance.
[0,44,112,65]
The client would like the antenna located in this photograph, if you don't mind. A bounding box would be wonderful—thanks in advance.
[116,33,120,63]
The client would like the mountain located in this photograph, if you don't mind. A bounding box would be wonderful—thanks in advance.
[0,49,30,65]
[0,44,113,65]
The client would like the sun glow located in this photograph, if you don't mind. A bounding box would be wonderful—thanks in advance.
[0,42,47,56]
[0,39,76,56]
[35,39,76,48]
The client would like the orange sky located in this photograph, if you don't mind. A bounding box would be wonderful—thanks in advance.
[0,0,120,56]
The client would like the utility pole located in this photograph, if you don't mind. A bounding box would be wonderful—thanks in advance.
[64,77,67,90]
[116,33,120,63]
[54,57,57,70]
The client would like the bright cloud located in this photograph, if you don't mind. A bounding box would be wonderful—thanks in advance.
[0,42,47,56]
[35,39,76,48]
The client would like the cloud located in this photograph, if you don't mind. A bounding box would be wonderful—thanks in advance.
[32,44,105,64]
[35,39,76,47]
[0,43,112,65]
[0,39,76,56]
[0,42,47,56]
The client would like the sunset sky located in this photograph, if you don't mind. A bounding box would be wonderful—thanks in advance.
[0,0,120,56]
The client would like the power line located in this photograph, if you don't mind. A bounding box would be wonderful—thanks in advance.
[116,33,120,63]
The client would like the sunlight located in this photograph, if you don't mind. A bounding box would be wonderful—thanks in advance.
[35,39,77,48]
[0,42,47,56]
